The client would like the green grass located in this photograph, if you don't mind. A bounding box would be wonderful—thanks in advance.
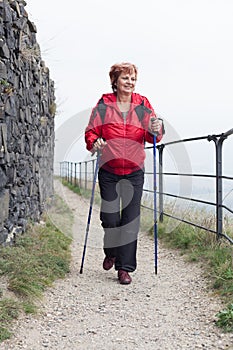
[0,196,73,342]
[159,224,233,331]
[0,222,71,298]
[61,178,101,206]
[158,223,232,295]
[0,299,21,341]
[216,303,233,332]
[140,203,233,332]
[62,179,81,195]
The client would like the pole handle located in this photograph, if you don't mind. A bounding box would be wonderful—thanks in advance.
[150,117,159,137]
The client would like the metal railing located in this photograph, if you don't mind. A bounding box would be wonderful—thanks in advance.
[60,159,96,191]
[60,128,233,244]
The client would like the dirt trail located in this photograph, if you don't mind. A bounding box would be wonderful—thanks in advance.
[1,180,233,350]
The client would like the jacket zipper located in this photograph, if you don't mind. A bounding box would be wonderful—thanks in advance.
[123,112,126,175]
[111,106,131,175]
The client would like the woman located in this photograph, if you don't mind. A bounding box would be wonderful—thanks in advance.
[85,62,163,284]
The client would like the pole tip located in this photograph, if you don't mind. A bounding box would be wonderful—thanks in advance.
[79,268,83,274]
[155,266,158,275]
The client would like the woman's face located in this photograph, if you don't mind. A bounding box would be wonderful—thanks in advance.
[116,71,136,95]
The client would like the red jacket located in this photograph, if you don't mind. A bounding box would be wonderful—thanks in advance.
[85,93,163,175]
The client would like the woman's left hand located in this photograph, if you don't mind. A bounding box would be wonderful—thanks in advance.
[150,117,162,135]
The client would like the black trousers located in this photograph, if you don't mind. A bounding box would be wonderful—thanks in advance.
[98,168,144,272]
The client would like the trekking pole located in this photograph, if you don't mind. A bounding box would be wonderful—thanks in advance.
[151,117,158,275]
[80,152,100,274]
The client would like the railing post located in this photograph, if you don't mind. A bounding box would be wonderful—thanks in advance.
[208,134,227,240]
[70,162,73,185]
[74,163,77,187]
[79,162,82,189]
[216,139,223,240]
[158,144,165,222]
[66,162,69,182]
[62,162,66,180]
[62,162,65,179]
[60,162,62,178]
[68,162,70,183]
[85,161,87,190]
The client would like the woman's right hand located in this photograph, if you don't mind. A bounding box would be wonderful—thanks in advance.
[92,137,107,153]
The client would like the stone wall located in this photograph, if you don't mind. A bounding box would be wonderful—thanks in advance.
[0,0,55,244]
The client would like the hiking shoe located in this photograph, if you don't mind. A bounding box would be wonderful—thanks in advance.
[103,257,116,271]
[118,270,132,285]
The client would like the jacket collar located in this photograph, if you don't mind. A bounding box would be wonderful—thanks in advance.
[101,92,144,106]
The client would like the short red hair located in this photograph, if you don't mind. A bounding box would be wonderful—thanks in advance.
[109,62,138,93]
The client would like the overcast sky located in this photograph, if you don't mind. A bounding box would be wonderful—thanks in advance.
[26,0,233,181]
[26,0,233,132]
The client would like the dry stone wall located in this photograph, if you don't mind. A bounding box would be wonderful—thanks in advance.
[0,0,55,244]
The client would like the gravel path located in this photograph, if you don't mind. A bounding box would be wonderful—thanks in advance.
[1,180,233,350]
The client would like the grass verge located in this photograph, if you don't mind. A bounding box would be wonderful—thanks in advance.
[141,205,233,333]
[61,179,101,206]
[0,196,73,342]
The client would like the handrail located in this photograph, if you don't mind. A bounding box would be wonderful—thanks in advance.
[59,128,233,245]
